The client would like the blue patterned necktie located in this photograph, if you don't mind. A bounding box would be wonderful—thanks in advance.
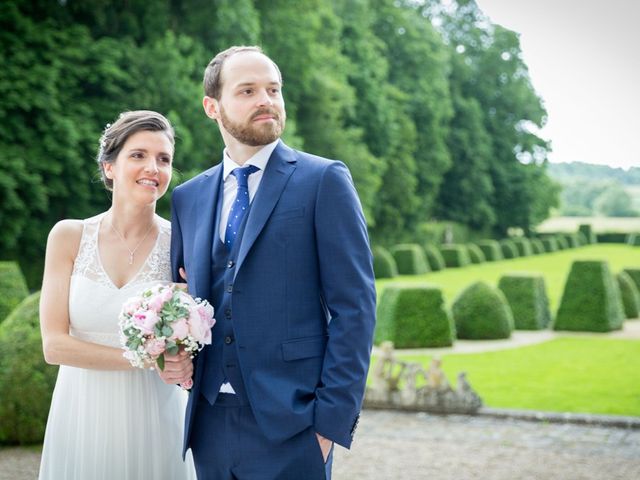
[225,165,259,250]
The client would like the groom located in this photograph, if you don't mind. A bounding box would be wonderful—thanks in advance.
[168,45,376,479]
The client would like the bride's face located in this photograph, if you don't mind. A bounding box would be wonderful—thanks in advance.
[104,130,173,204]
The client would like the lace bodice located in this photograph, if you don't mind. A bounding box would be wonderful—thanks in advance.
[69,214,172,347]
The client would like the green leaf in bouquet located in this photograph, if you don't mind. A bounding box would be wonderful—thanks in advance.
[162,325,173,337]
[156,354,165,371]
[166,342,179,356]
[126,338,141,350]
[154,324,164,337]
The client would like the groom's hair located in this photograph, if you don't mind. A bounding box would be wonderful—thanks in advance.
[203,45,283,100]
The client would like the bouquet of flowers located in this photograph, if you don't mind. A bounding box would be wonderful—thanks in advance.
[118,283,215,389]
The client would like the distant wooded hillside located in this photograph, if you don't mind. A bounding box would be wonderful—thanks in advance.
[548,162,640,185]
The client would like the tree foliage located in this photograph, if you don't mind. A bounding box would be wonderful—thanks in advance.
[1,0,559,286]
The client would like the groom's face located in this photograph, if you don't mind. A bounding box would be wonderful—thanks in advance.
[214,52,286,146]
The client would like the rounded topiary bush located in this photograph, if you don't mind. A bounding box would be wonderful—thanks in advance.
[476,240,503,261]
[375,283,455,348]
[439,244,471,268]
[627,234,640,246]
[452,282,513,340]
[466,244,486,264]
[372,246,398,279]
[390,244,430,275]
[0,291,59,445]
[500,239,519,259]
[0,262,29,325]
[563,234,580,248]
[554,261,625,332]
[541,237,559,253]
[424,244,446,271]
[616,271,640,319]
[498,274,551,330]
[623,268,640,291]
[511,238,533,257]
[578,224,596,244]
[555,235,569,250]
[530,238,545,255]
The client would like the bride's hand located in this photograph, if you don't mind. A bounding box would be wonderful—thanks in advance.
[156,349,193,385]
[173,267,188,291]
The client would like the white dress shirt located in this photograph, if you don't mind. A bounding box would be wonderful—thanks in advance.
[218,139,278,394]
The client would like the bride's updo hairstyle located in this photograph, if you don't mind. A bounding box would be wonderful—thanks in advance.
[96,110,175,191]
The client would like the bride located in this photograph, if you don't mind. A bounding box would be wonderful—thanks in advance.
[38,111,195,479]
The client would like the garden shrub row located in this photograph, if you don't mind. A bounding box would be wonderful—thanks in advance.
[498,274,551,330]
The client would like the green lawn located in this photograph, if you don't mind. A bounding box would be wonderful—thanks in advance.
[371,337,640,416]
[377,244,640,313]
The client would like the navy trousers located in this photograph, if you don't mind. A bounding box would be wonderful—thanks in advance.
[190,394,333,480]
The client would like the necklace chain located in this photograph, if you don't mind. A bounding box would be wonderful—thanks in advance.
[109,216,155,265]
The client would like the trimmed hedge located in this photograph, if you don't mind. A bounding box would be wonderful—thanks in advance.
[475,240,503,261]
[511,237,533,257]
[563,233,580,248]
[541,237,559,253]
[466,243,486,264]
[628,233,640,246]
[452,282,513,339]
[597,233,629,243]
[498,274,551,330]
[578,224,597,244]
[555,235,569,250]
[576,231,588,246]
[500,239,519,259]
[0,292,59,445]
[623,269,640,291]
[372,246,398,279]
[439,244,471,268]
[390,244,430,275]
[375,283,455,348]
[616,271,640,319]
[424,244,446,271]
[554,261,625,332]
[530,238,545,255]
[0,262,29,325]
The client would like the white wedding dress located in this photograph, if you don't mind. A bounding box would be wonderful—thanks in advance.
[39,214,196,480]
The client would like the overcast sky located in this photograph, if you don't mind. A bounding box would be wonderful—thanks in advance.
[475,0,640,170]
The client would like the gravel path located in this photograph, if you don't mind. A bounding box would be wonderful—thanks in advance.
[2,409,639,480]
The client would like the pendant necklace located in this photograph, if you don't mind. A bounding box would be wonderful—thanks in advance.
[110,217,155,265]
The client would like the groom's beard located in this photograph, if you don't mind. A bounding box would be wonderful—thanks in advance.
[220,105,285,146]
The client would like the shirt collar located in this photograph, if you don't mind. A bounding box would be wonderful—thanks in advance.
[222,139,279,180]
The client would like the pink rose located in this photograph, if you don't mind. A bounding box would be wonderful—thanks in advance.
[122,297,142,316]
[189,309,211,344]
[170,318,190,341]
[147,294,165,313]
[145,338,166,356]
[198,303,215,329]
[133,309,160,335]
[160,286,174,303]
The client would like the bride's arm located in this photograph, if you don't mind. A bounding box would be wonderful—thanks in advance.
[39,220,134,370]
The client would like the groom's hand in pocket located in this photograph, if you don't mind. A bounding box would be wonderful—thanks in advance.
[157,349,193,385]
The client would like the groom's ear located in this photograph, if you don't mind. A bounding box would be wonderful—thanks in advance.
[203,96,219,121]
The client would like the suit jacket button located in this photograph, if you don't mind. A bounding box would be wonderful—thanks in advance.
[227,260,235,268]
[227,284,233,293]
[224,335,234,345]
[225,308,232,319]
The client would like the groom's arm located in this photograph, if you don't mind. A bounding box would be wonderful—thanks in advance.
[313,161,376,449]
[170,187,185,284]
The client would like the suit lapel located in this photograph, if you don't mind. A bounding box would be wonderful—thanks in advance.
[234,142,297,279]
[191,164,222,299]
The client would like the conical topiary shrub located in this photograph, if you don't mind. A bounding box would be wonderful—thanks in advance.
[541,237,559,253]
[0,262,29,325]
[555,235,569,250]
[624,268,640,290]
[0,292,59,444]
[424,244,446,271]
[498,274,551,330]
[390,244,429,275]
[627,234,640,246]
[554,261,625,332]
[616,271,640,319]
[578,224,596,244]
[375,284,455,348]
[372,246,398,279]
[452,282,513,340]
[476,240,503,261]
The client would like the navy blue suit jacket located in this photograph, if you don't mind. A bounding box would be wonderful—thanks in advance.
[170,141,376,453]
